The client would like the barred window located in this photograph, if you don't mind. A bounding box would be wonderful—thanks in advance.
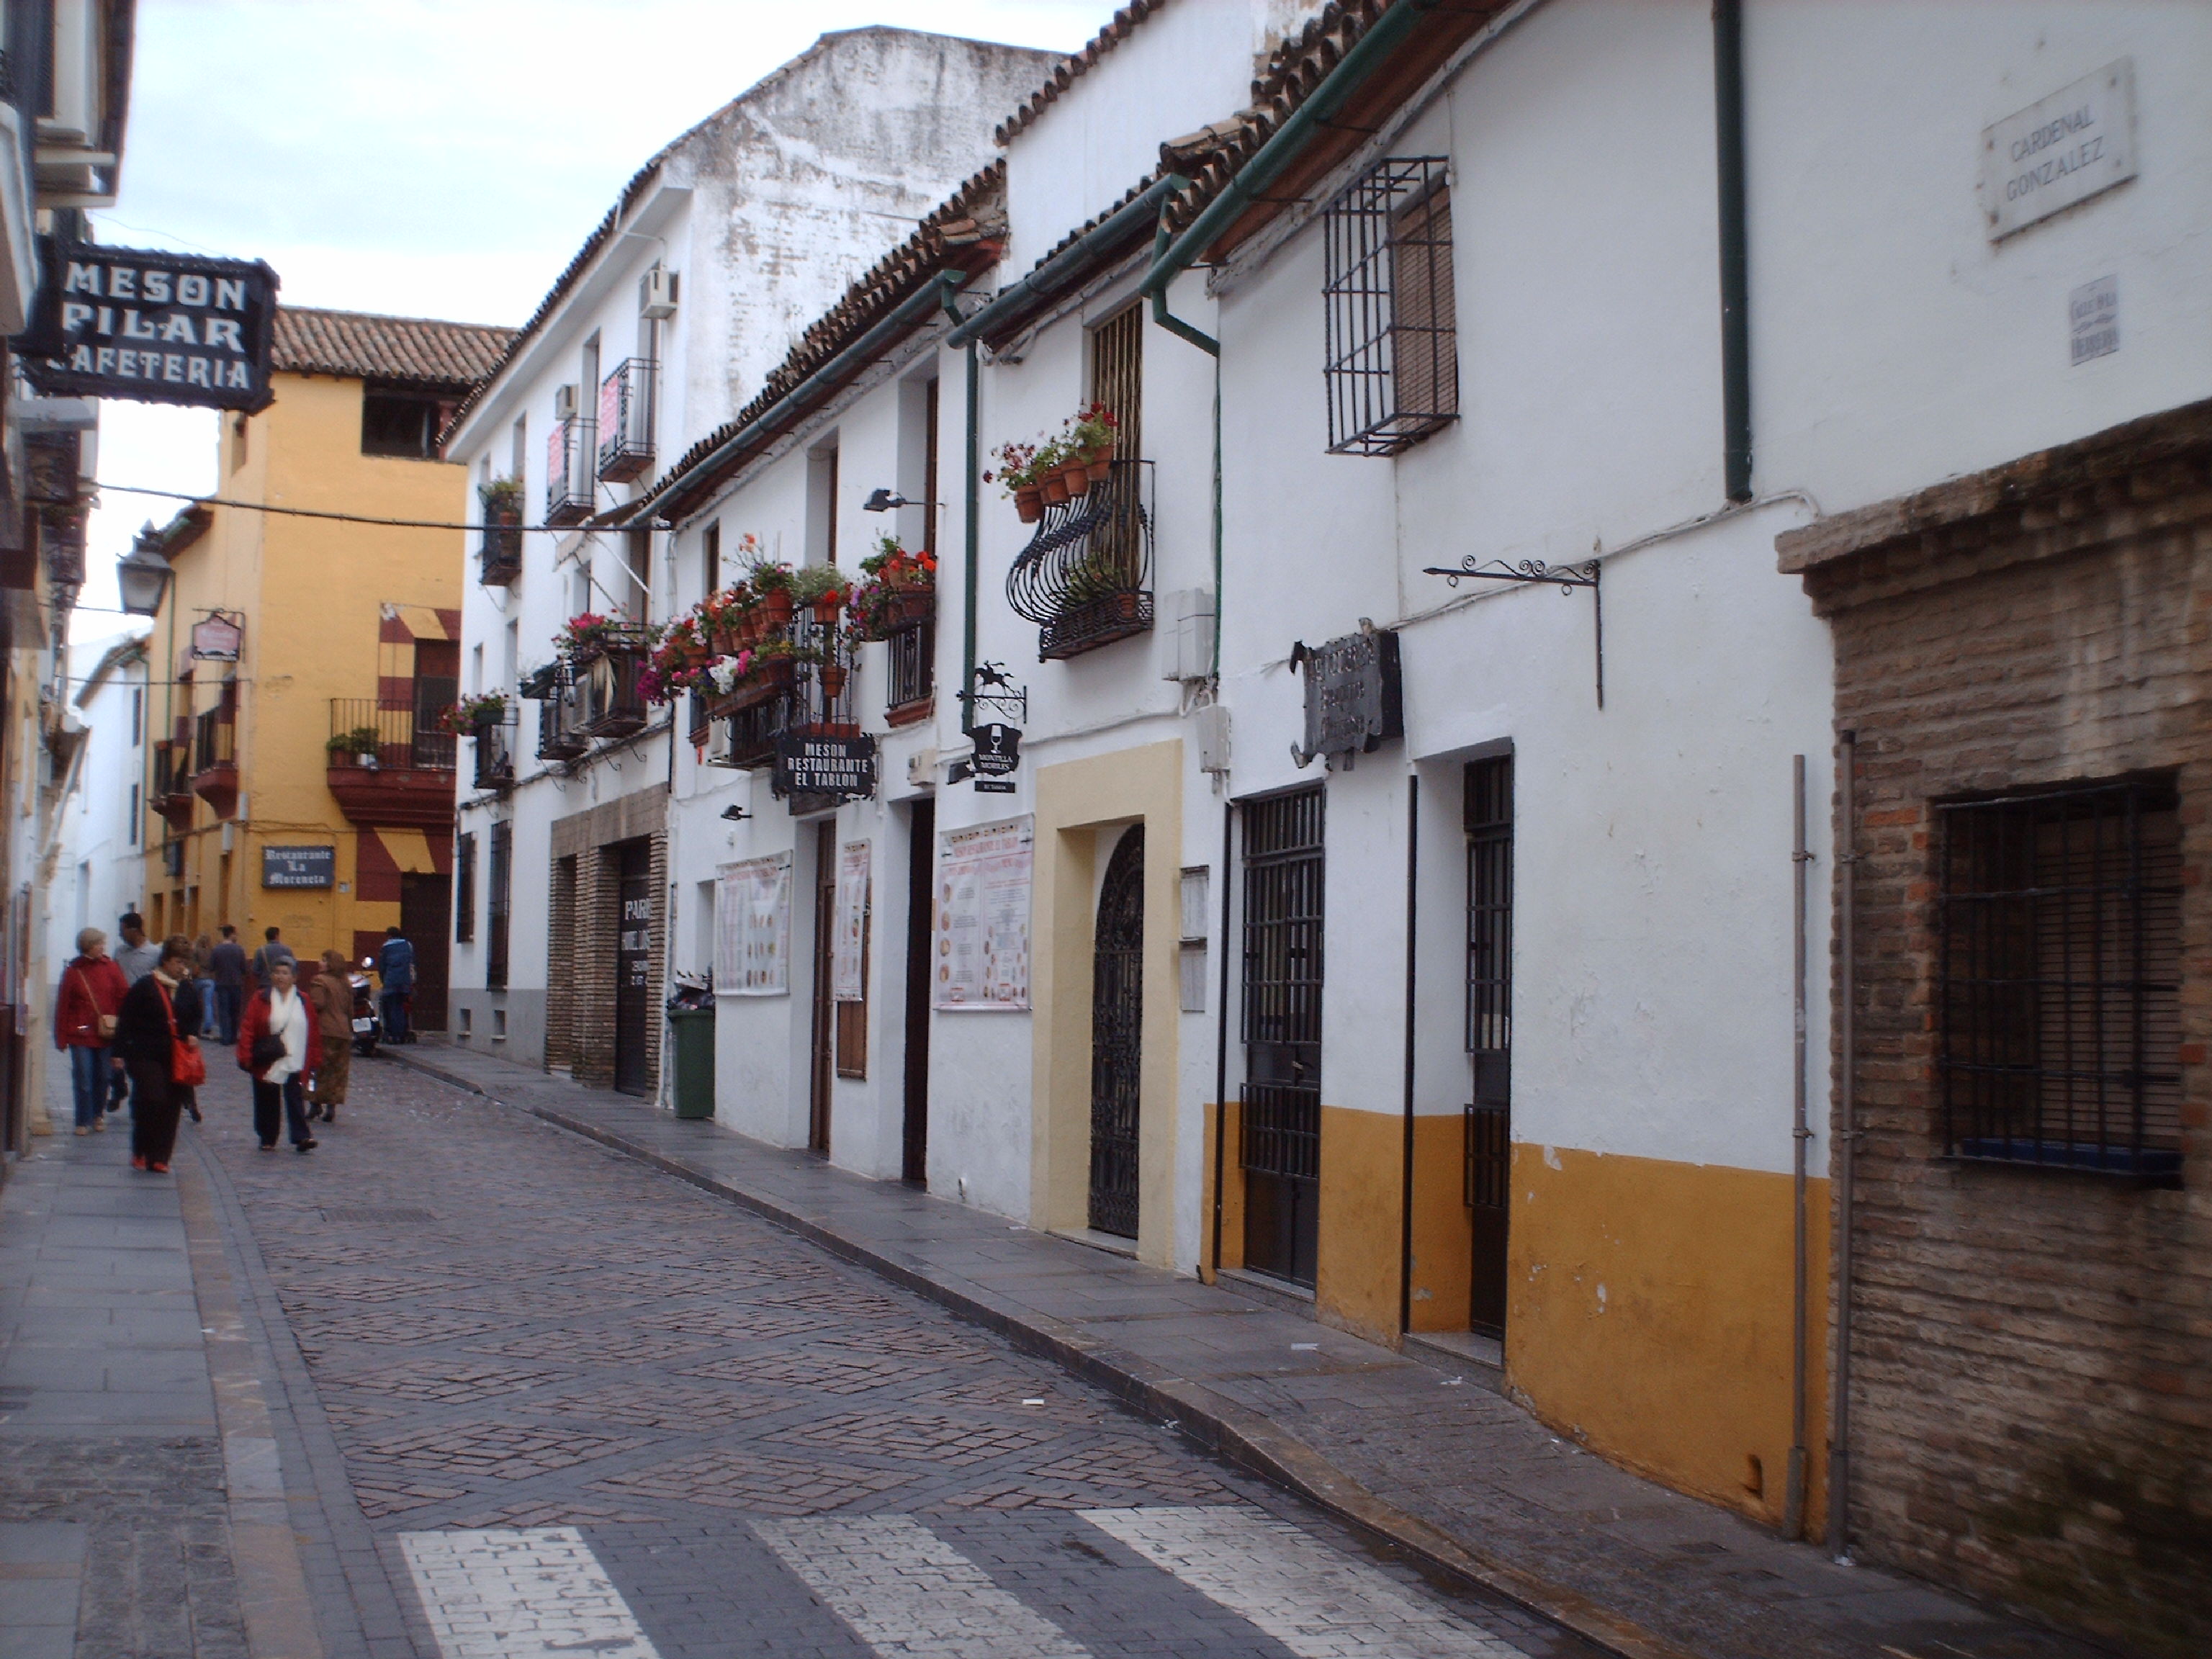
[1938,779,2184,1185]
[1323,156,1458,457]
[454,832,476,944]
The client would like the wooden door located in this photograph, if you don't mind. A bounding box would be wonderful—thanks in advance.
[808,820,835,1155]
[399,872,450,1033]
[902,797,935,1184]
[613,841,654,1097]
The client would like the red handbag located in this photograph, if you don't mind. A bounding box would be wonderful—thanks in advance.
[158,982,207,1087]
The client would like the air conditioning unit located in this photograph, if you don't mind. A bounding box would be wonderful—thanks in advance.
[639,266,679,320]
[553,384,578,421]
[907,747,940,788]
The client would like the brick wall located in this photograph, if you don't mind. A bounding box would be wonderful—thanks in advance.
[1783,402,2212,1657]
[549,792,667,1094]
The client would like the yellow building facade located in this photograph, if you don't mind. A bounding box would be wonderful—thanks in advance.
[139,308,511,1015]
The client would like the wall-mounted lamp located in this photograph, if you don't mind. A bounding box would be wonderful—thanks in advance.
[115,525,174,617]
[719,804,750,822]
[863,488,927,513]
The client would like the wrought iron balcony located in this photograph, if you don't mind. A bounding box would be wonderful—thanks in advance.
[698,611,858,772]
[545,414,595,526]
[573,621,655,739]
[479,518,523,585]
[471,721,516,792]
[151,740,194,830]
[884,614,934,725]
[595,359,657,482]
[189,710,238,812]
[325,698,457,828]
[524,662,590,762]
[1005,459,1152,661]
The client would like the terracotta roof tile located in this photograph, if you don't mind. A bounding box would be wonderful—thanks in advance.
[996,0,1172,145]
[271,307,514,390]
[1159,0,1501,258]
[635,163,1007,520]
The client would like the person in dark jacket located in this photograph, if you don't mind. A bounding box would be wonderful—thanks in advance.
[53,927,128,1133]
[113,937,202,1174]
[376,925,415,1044]
[208,925,247,1044]
[237,957,317,1154]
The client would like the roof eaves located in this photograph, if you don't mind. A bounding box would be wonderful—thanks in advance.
[630,162,1007,522]
[996,0,1172,145]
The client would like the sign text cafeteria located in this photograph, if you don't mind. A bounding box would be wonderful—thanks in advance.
[17,240,278,412]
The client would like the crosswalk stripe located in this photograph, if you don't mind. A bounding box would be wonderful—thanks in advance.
[1082,1503,1530,1659]
[397,1527,661,1659]
[752,1514,1092,1658]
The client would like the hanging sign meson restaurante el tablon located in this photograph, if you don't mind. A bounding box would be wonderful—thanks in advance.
[14,238,279,412]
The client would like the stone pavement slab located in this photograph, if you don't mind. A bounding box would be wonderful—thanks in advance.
[393,1037,2114,1659]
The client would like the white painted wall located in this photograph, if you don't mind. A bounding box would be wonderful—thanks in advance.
[1750,1,2212,515]
[44,637,149,977]
[444,28,1054,1056]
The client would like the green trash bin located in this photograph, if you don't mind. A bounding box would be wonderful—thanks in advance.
[668,1005,716,1120]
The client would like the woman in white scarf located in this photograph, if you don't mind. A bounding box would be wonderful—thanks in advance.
[240,958,318,1152]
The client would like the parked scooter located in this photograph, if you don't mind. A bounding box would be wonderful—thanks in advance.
[351,958,382,1056]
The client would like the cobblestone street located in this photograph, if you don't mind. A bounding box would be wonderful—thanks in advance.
[158,1056,1593,1658]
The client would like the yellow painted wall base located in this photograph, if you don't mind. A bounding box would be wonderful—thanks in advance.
[1510,1144,1830,1530]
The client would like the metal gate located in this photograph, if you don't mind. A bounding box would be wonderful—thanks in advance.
[613,840,654,1097]
[1089,827,1145,1237]
[1241,788,1324,1287]
[1464,756,1513,1336]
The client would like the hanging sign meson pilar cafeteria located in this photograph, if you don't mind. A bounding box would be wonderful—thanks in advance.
[13,238,279,413]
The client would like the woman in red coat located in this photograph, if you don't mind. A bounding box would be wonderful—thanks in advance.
[54,927,128,1133]
[237,956,318,1153]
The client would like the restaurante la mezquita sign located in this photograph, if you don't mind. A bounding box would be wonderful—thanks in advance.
[14,239,279,411]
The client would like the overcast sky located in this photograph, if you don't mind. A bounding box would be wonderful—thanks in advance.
[78,0,1116,627]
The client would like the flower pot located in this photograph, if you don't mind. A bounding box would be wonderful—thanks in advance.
[1015,487,1044,523]
[1087,451,1114,484]
[1061,459,1091,499]
[761,590,795,628]
[354,751,377,768]
[819,665,848,699]
[709,629,734,657]
[811,595,841,624]
[1042,472,1069,505]
[1112,591,1141,621]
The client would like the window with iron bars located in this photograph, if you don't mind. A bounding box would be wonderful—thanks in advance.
[1323,156,1458,457]
[886,614,934,715]
[1937,779,2185,1185]
[454,832,476,945]
[486,819,512,991]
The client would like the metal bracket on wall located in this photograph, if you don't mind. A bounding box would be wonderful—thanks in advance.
[1421,557,1603,709]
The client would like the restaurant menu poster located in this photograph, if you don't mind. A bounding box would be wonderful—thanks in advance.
[935,815,1033,1010]
[717,853,791,996]
[833,841,869,1002]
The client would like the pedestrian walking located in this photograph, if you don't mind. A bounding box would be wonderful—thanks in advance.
[114,938,204,1174]
[376,925,415,1045]
[113,912,161,984]
[208,925,246,1045]
[305,949,353,1124]
[238,957,317,1154]
[53,927,127,1135]
[192,933,219,1038]
[249,926,296,990]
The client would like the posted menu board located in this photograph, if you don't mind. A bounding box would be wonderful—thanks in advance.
[934,816,1032,1010]
[716,853,791,996]
[833,842,870,1003]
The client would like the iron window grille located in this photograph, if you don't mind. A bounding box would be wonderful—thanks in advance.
[1004,457,1153,660]
[573,621,657,739]
[1937,779,2185,1185]
[454,832,476,944]
[486,819,511,991]
[545,414,594,526]
[595,359,657,482]
[191,706,235,777]
[1241,787,1326,1185]
[1323,156,1458,457]
[885,615,934,717]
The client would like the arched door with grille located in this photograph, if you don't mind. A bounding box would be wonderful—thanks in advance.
[1089,827,1145,1238]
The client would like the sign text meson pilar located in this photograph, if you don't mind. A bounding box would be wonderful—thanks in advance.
[15,239,279,412]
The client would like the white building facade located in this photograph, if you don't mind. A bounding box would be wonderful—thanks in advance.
[42,631,148,971]
[441,27,1056,1084]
